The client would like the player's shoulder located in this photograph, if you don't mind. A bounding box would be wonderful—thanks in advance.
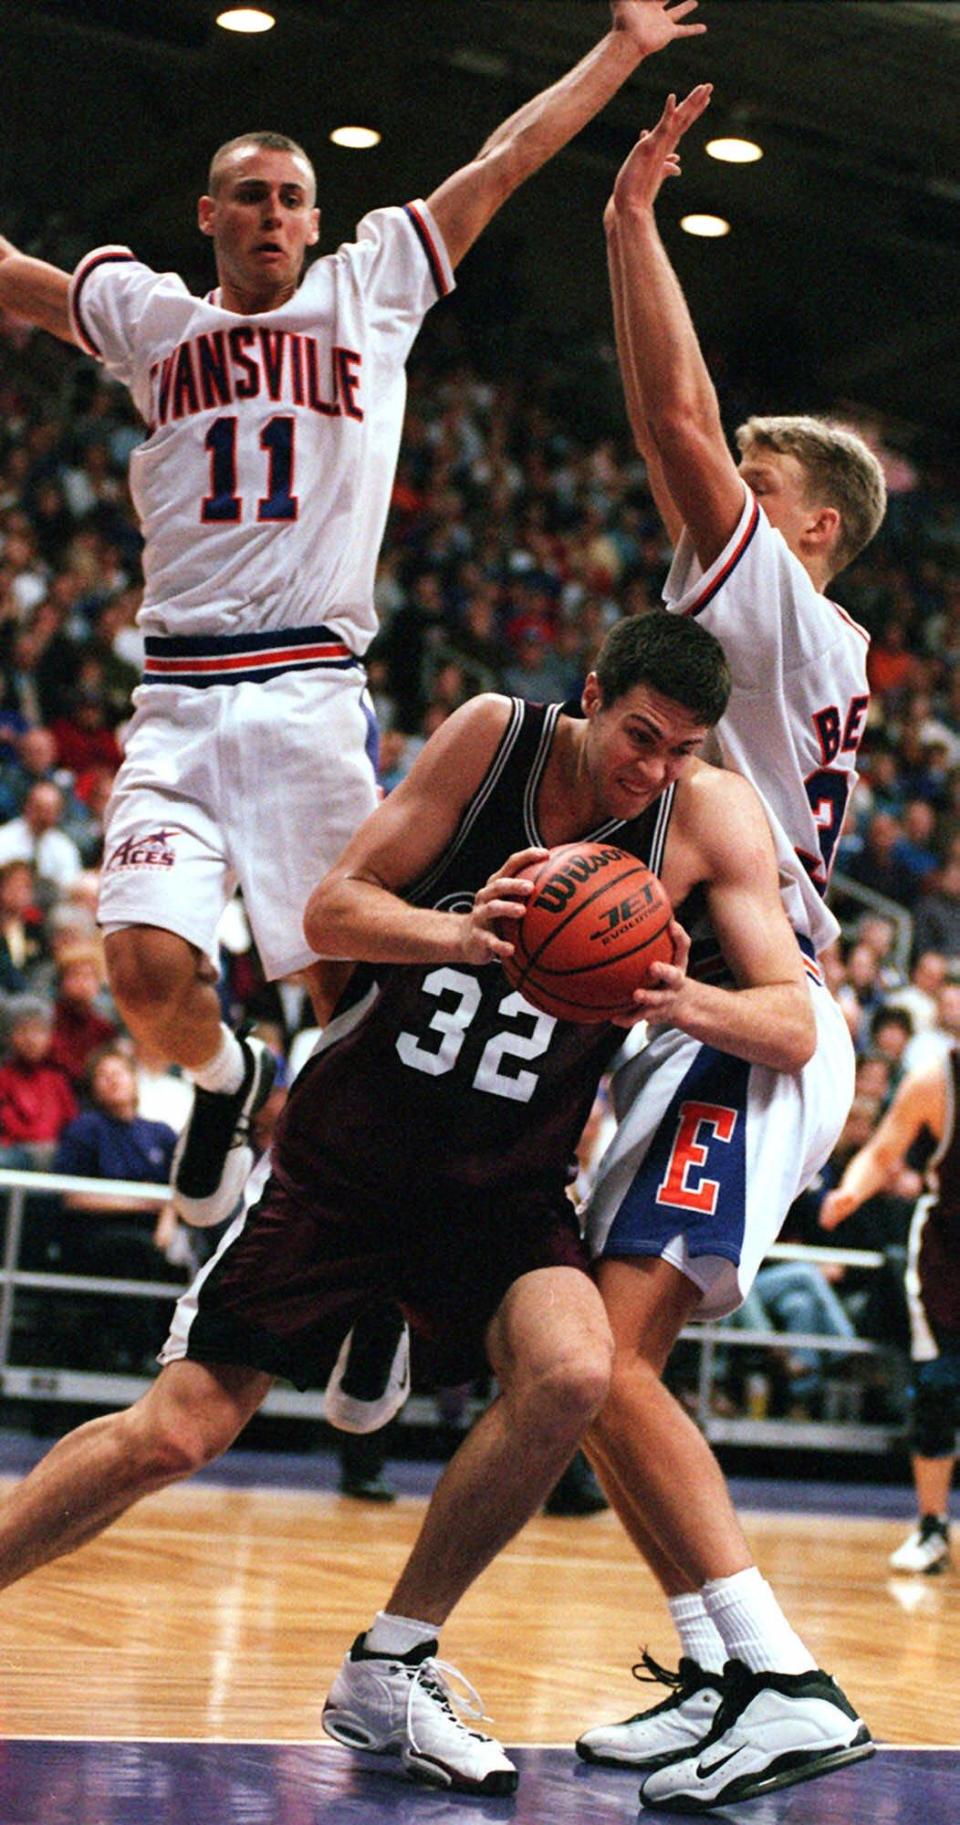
[677,757,771,850]
[437,692,516,755]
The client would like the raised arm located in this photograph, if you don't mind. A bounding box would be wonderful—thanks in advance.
[427,1,705,269]
[303,695,547,967]
[606,85,745,569]
[0,236,77,346]
[819,1061,946,1230]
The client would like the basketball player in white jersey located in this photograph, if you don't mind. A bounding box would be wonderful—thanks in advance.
[0,1,706,1228]
[573,88,886,1809]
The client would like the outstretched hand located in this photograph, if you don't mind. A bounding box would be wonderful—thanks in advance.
[611,1,707,56]
[610,83,713,214]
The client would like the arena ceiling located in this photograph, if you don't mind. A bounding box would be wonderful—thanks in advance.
[3,0,960,451]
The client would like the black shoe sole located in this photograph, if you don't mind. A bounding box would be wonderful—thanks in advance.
[641,1731,875,1811]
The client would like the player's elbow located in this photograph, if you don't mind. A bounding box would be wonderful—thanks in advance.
[777,992,817,1073]
[646,401,718,464]
[303,877,348,958]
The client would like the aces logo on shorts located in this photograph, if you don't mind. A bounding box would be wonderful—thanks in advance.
[107,828,179,870]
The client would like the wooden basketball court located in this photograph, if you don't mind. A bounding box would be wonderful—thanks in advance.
[0,1459,956,1821]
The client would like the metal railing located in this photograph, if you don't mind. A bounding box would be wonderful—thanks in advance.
[0,1169,904,1452]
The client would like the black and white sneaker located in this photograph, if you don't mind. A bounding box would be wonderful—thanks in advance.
[576,1652,724,1769]
[889,1515,951,1575]
[322,1635,518,1794]
[325,1307,411,1434]
[639,1659,874,1811]
[172,1035,276,1229]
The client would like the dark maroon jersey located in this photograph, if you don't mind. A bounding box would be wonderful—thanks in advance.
[274,698,676,1202]
[915,1047,960,1334]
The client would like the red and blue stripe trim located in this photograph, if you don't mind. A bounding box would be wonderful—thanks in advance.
[142,622,360,688]
[404,202,452,299]
[70,246,137,358]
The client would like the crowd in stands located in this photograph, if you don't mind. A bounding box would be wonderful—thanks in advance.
[1,303,959,1412]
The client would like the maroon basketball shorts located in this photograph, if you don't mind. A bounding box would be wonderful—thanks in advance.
[160,1170,591,1389]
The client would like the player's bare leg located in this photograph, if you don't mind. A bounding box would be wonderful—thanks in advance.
[386,1266,612,1622]
[105,926,225,1070]
[587,1256,754,1587]
[0,1361,271,1590]
[322,1267,612,1794]
[106,926,278,1225]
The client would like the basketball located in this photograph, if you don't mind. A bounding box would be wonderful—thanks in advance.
[501,841,674,1022]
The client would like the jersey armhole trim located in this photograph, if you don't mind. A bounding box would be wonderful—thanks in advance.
[679,493,761,618]
[403,202,454,299]
[69,246,138,359]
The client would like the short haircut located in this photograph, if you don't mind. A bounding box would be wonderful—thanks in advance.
[594,611,731,727]
[735,414,887,574]
[207,131,316,199]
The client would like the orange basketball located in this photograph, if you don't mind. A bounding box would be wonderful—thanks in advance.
[501,841,674,1022]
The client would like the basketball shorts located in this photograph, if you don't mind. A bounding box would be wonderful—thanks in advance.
[584,981,854,1319]
[159,1163,591,1389]
[905,1193,960,1361]
[98,666,378,980]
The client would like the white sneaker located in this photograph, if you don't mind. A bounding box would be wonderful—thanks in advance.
[639,1661,874,1811]
[889,1515,950,1574]
[576,1653,724,1769]
[172,1036,276,1229]
[322,1636,518,1794]
[324,1312,410,1434]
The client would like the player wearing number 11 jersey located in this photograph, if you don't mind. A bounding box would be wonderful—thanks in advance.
[0,1,707,1227]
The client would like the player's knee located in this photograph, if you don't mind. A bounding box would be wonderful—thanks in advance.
[527,1340,613,1437]
[105,928,200,1025]
[122,1388,238,1482]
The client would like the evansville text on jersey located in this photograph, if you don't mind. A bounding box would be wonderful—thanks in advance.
[147,328,364,432]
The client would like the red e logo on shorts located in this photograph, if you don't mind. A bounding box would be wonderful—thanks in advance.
[655,1100,738,1215]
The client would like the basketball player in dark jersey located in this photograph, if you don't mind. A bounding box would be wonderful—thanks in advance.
[0,613,814,1796]
[823,1047,960,1576]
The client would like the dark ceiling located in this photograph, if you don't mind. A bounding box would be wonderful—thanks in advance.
[4,0,960,450]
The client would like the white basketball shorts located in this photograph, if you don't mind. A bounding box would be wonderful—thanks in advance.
[99,661,378,981]
[584,979,854,1319]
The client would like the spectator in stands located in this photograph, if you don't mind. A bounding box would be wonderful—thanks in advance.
[0,994,77,1168]
[0,725,74,825]
[893,798,941,898]
[845,810,919,908]
[0,780,82,896]
[53,1045,189,1370]
[0,858,44,994]
[886,950,949,1036]
[47,942,120,1088]
[913,856,960,961]
[903,979,960,1073]
[867,1005,913,1093]
[723,1259,858,1418]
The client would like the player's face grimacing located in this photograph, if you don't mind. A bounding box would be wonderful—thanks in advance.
[581,678,708,821]
[198,147,320,308]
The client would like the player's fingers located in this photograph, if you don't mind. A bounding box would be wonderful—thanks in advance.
[498,845,550,878]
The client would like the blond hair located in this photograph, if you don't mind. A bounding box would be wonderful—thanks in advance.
[735,414,887,575]
[207,131,315,200]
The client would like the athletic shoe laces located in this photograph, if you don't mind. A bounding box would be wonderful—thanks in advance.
[403,1656,493,1755]
[631,1649,687,1690]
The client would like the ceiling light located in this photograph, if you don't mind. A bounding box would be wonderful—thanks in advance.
[680,213,731,239]
[706,135,763,164]
[330,126,382,150]
[216,8,276,33]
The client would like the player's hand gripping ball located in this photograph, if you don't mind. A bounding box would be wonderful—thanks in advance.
[500,841,673,1021]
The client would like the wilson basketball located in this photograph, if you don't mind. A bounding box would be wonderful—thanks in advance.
[501,841,674,1022]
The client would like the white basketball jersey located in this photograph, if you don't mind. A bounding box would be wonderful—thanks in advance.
[665,481,870,954]
[67,202,454,652]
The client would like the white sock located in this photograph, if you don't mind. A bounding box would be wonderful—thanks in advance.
[668,1592,726,1674]
[363,1610,438,1656]
[702,1567,816,1675]
[191,1026,246,1096]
